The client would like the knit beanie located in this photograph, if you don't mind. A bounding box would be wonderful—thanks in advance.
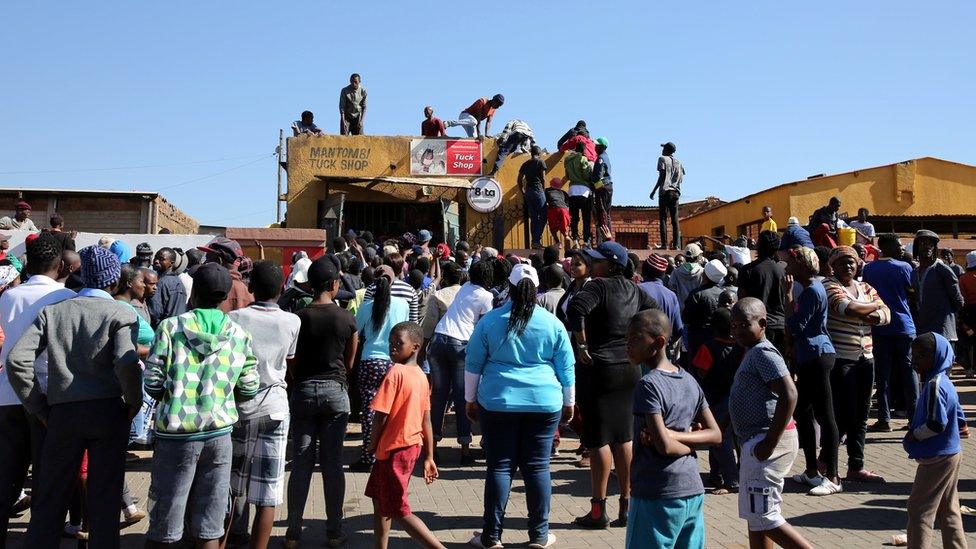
[80,245,121,289]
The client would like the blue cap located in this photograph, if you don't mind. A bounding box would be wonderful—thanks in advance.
[418,229,433,243]
[584,241,629,267]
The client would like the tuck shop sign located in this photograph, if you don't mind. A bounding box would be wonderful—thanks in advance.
[467,177,502,213]
[410,139,482,176]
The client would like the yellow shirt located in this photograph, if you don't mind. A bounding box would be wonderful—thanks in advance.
[761,219,778,233]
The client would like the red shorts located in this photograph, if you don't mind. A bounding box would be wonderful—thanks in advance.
[547,208,570,235]
[364,444,421,518]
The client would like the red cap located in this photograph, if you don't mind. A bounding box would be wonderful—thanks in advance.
[15,201,31,211]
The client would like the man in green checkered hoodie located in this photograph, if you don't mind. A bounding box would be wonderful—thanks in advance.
[143,263,259,547]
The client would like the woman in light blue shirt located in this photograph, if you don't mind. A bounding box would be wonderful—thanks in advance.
[464,264,575,549]
[351,266,409,470]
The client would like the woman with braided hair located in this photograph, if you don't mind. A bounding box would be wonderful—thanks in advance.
[464,264,575,549]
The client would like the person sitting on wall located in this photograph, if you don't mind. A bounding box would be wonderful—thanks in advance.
[421,106,446,138]
[444,94,504,140]
[807,196,842,240]
[292,110,323,136]
[0,201,38,232]
[490,119,536,174]
[339,73,368,135]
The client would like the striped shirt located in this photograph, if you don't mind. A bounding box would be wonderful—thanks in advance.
[823,277,890,360]
[364,279,420,323]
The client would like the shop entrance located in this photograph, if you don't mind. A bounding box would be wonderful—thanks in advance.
[320,197,462,246]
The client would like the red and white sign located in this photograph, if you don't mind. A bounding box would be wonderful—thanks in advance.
[410,139,483,176]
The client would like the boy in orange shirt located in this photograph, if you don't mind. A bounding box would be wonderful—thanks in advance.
[366,321,444,549]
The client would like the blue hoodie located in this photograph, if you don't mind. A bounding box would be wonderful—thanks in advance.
[904,333,965,460]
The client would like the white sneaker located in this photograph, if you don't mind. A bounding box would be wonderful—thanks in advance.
[808,477,843,496]
[469,532,504,549]
[528,533,557,548]
[791,472,823,487]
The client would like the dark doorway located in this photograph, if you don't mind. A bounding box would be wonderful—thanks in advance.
[344,201,444,243]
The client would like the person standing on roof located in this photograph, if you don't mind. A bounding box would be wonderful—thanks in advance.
[445,94,504,140]
[421,106,446,137]
[339,73,367,135]
[564,142,594,248]
[590,137,614,243]
[518,146,548,250]
[650,142,685,250]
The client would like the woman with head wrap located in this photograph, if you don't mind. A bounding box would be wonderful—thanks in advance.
[783,246,841,495]
[822,246,890,483]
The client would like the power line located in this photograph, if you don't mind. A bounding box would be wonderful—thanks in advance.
[0,153,271,176]
[154,154,274,192]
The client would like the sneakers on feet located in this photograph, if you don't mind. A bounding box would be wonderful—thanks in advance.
[808,477,843,496]
[792,472,823,487]
[469,532,504,548]
[528,533,557,549]
[122,508,147,525]
[327,532,348,547]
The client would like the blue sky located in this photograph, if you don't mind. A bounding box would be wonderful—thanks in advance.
[2,2,974,227]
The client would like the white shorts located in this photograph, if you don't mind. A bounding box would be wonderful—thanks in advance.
[738,429,799,532]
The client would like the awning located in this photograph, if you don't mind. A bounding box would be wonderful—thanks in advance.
[321,175,474,189]
[316,175,472,202]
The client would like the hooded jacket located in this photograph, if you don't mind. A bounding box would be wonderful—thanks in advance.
[145,309,259,440]
[904,333,964,460]
[669,261,705,305]
[563,151,593,188]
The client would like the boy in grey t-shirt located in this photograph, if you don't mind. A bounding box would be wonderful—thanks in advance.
[729,298,811,549]
[226,261,301,548]
[624,310,721,547]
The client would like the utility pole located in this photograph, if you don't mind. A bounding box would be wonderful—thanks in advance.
[276,129,284,224]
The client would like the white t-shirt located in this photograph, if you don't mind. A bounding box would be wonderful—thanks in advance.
[848,220,876,244]
[434,282,494,341]
[228,303,301,420]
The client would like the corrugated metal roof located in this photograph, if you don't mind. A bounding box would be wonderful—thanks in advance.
[0,187,159,197]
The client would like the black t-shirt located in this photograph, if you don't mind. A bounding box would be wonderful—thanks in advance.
[545,188,569,209]
[50,231,76,252]
[293,303,358,384]
[737,257,787,329]
[519,157,547,193]
[567,276,658,365]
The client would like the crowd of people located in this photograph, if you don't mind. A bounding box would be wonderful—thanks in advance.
[0,191,970,549]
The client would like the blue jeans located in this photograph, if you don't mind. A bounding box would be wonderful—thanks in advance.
[479,407,560,544]
[286,380,350,540]
[427,334,472,445]
[707,398,738,488]
[526,189,547,246]
[873,334,918,423]
[147,434,233,543]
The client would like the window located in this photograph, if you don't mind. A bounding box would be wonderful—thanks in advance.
[712,225,726,238]
[615,232,649,250]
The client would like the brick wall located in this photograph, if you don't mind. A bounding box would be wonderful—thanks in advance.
[154,196,199,234]
[613,198,725,250]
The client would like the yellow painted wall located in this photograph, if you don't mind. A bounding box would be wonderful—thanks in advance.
[680,158,976,238]
[285,134,567,249]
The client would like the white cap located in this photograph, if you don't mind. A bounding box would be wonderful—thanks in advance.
[704,259,728,284]
[382,244,399,257]
[787,216,800,226]
[684,243,703,258]
[967,251,976,269]
[291,257,312,284]
[508,263,539,287]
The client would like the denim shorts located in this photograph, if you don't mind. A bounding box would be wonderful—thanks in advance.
[147,434,232,542]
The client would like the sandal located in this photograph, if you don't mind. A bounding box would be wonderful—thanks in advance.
[845,469,886,483]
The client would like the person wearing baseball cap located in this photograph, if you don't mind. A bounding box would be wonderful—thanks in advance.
[445,94,504,140]
[566,241,659,529]
[639,254,684,355]
[670,244,706,304]
[464,259,575,549]
[591,138,614,242]
[650,141,685,250]
[5,243,141,547]
[0,200,39,232]
[199,237,254,313]
[143,261,260,546]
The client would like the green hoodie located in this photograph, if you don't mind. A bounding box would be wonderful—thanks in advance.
[563,151,593,186]
[145,309,259,440]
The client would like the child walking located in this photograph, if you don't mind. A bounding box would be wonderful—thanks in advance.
[728,298,812,549]
[545,177,571,249]
[624,309,721,548]
[365,321,444,549]
[903,332,967,549]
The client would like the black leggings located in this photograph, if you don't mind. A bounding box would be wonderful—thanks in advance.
[794,353,839,479]
[831,356,874,471]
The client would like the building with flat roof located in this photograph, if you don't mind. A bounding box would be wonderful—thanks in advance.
[0,188,198,234]
[680,157,976,243]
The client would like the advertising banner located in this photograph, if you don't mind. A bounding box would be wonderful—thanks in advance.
[410,139,482,176]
